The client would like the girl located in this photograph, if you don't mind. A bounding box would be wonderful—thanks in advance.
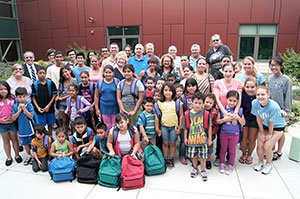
[49,128,74,158]
[217,90,245,175]
[107,113,140,159]
[116,64,144,125]
[153,89,160,103]
[240,77,258,164]
[179,65,195,87]
[251,86,286,175]
[139,57,161,86]
[0,81,22,166]
[31,124,53,172]
[95,65,120,130]
[88,55,102,84]
[234,62,242,75]
[155,83,183,168]
[86,50,97,67]
[56,65,77,133]
[268,56,292,160]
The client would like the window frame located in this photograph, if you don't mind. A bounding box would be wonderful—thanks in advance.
[106,26,140,50]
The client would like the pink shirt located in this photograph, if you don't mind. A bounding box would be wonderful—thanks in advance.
[0,98,15,123]
[89,69,102,84]
[214,78,243,106]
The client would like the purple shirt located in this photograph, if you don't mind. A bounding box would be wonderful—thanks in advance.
[220,107,242,135]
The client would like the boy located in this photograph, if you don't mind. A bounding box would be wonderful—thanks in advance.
[136,97,156,148]
[175,83,184,99]
[144,76,156,98]
[87,122,108,159]
[156,79,165,91]
[12,87,37,166]
[72,52,91,83]
[167,73,176,85]
[153,89,160,103]
[183,92,212,181]
[71,116,94,159]
[32,67,57,136]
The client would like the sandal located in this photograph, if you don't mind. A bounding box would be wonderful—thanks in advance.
[246,157,253,165]
[239,156,246,164]
[23,157,31,166]
[15,156,23,163]
[5,159,13,166]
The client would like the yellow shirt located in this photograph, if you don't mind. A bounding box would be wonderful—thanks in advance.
[158,100,179,127]
[31,137,52,158]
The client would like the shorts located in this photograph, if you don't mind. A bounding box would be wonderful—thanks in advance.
[58,105,67,111]
[20,135,35,146]
[187,145,208,159]
[161,125,177,143]
[0,122,17,134]
[37,113,56,126]
[263,125,285,132]
[244,117,258,128]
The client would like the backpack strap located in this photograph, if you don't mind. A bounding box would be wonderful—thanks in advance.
[76,95,82,111]
[204,110,209,133]
[89,82,94,98]
[46,79,52,97]
[175,98,181,115]
[184,110,190,130]
[113,78,119,87]
[66,97,71,111]
[154,102,162,121]
[180,94,187,112]
[139,112,147,128]
[59,83,63,94]
[44,135,49,149]
[33,81,38,96]
[130,78,138,99]
[87,127,92,138]
[97,79,104,97]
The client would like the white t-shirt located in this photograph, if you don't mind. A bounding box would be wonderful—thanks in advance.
[46,64,61,89]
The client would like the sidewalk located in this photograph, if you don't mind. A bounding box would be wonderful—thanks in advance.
[0,123,299,199]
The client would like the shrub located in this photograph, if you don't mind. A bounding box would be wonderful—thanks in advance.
[66,42,101,61]
[279,48,300,81]
[289,100,300,124]
[0,61,24,81]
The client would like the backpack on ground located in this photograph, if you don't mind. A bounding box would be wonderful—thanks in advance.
[48,157,76,182]
[120,155,145,190]
[76,153,101,184]
[143,143,166,176]
[98,153,121,188]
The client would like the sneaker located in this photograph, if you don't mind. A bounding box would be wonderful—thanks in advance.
[200,170,208,181]
[214,158,220,167]
[165,159,169,167]
[254,161,264,172]
[180,157,188,165]
[272,152,282,161]
[23,157,31,166]
[262,163,272,175]
[190,167,198,178]
[219,163,226,174]
[225,165,233,175]
[206,160,212,170]
[29,157,34,165]
[168,158,175,168]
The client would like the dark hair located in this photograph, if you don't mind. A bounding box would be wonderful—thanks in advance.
[184,78,199,94]
[192,92,205,102]
[124,45,131,50]
[196,57,207,65]
[115,113,135,134]
[122,64,135,73]
[36,66,46,73]
[205,93,216,103]
[167,73,175,80]
[183,64,194,72]
[153,89,160,95]
[181,54,189,59]
[103,65,114,78]
[74,116,86,125]
[0,81,13,100]
[15,87,27,96]
[34,124,48,136]
[175,83,184,90]
[66,48,76,56]
[143,97,155,105]
[69,83,79,91]
[148,57,159,65]
[222,63,234,71]
[80,70,89,77]
[54,50,63,57]
[59,65,75,84]
[76,51,85,59]
[221,55,231,61]
[56,128,67,137]
[160,82,176,102]
[226,90,239,100]
[95,122,107,131]
[46,48,56,57]
[86,50,97,66]
[101,46,108,51]
[145,76,155,83]
[269,56,284,74]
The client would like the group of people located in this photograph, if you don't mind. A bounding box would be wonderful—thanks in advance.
[0,33,292,181]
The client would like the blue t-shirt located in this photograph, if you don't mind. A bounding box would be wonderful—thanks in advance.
[236,71,266,85]
[72,66,91,83]
[12,102,36,137]
[93,136,108,154]
[251,99,286,128]
[136,110,156,138]
[96,79,119,114]
[128,55,149,77]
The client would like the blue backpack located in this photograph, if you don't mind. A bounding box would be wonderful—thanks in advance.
[119,78,138,99]
[180,94,188,112]
[48,157,76,182]
[154,99,181,123]
[66,95,83,112]
[33,79,54,97]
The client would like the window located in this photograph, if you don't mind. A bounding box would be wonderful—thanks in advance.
[0,0,17,19]
[107,26,140,50]
[238,24,277,60]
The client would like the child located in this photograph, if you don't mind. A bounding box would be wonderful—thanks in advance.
[183,92,212,181]
[167,73,176,85]
[268,56,292,161]
[240,77,258,164]
[87,122,108,159]
[49,128,74,158]
[12,87,37,166]
[155,83,183,168]
[72,51,91,83]
[95,65,120,130]
[156,79,165,91]
[251,86,286,175]
[181,78,199,111]
[31,124,54,172]
[234,62,242,75]
[0,81,22,166]
[175,83,184,99]
[153,89,160,103]
[72,116,94,159]
[107,113,140,159]
[217,90,245,175]
[32,67,57,136]
[65,84,91,127]
[144,77,156,98]
[137,97,156,148]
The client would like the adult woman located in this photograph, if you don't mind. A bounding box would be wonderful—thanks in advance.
[114,51,128,81]
[180,65,195,87]
[116,64,144,125]
[236,56,266,86]
[191,58,215,96]
[7,64,32,102]
[86,50,97,67]
[139,57,161,86]
[159,54,180,82]
[88,55,102,84]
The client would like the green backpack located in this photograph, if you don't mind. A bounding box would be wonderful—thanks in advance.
[98,153,121,188]
[143,144,166,176]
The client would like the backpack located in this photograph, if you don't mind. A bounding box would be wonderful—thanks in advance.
[76,153,101,184]
[180,94,187,112]
[48,157,76,182]
[120,155,145,190]
[143,143,166,176]
[33,79,53,97]
[66,95,90,119]
[97,78,119,97]
[184,110,210,133]
[98,153,121,188]
[80,82,94,98]
[154,99,181,123]
[72,127,93,147]
[136,112,147,135]
[119,78,138,99]
[220,107,243,132]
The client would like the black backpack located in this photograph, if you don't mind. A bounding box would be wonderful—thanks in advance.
[76,153,101,184]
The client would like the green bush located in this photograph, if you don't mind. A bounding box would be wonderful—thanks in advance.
[0,61,24,81]
[280,48,300,81]
[66,42,101,61]
[289,100,300,123]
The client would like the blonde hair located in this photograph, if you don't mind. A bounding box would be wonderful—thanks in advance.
[243,56,257,78]
[244,76,258,87]
[11,64,23,73]
[115,51,128,64]
[160,54,174,69]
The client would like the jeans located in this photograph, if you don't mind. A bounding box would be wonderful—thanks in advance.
[32,157,48,172]
[179,129,186,158]
[161,126,177,143]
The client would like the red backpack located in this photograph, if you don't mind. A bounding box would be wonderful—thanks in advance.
[120,155,145,190]
[185,109,210,133]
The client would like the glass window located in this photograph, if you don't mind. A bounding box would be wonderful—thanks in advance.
[107,26,140,50]
[258,37,274,59]
[0,40,18,61]
[124,26,139,35]
[258,25,277,35]
[0,2,13,18]
[109,38,122,50]
[239,37,255,59]
[107,26,123,36]
[239,25,256,35]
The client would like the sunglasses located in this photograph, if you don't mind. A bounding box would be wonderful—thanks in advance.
[213,39,219,42]
[25,56,33,59]
[14,68,23,71]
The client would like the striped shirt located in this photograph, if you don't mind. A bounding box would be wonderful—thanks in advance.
[136,110,156,138]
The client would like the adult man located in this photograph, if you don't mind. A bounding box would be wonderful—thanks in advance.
[99,46,110,68]
[145,43,160,62]
[128,43,149,76]
[72,52,90,83]
[46,51,64,89]
[189,44,205,71]
[22,51,40,81]
[102,43,119,68]
[65,49,77,68]
[124,45,133,59]
[168,45,181,74]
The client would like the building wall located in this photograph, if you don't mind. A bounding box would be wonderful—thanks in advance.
[17,0,300,60]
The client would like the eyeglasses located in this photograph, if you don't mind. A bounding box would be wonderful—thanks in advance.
[25,56,33,59]
[14,68,23,71]
[213,39,219,42]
